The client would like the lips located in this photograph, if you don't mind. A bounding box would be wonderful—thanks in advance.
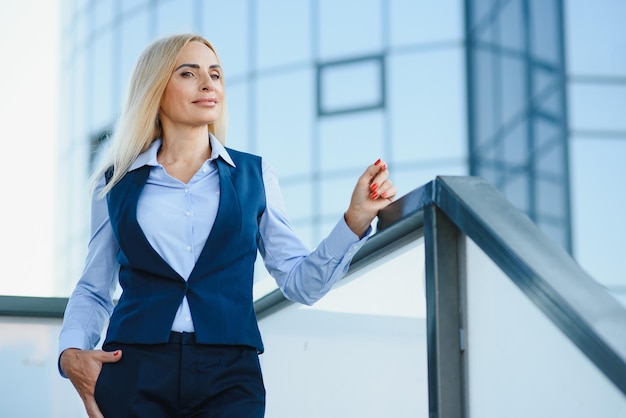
[193,98,218,106]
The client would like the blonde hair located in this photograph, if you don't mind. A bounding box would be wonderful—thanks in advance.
[91,33,228,197]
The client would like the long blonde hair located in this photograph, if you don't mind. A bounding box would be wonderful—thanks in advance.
[91,33,228,197]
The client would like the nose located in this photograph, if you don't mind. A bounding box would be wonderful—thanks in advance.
[201,74,214,91]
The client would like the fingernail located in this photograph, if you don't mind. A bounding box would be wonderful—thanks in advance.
[114,350,120,356]
[370,183,378,192]
[381,164,387,171]
[370,191,378,199]
[381,192,387,198]
[374,159,381,166]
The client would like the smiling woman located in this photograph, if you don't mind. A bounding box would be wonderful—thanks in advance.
[0,0,59,297]
[58,33,396,418]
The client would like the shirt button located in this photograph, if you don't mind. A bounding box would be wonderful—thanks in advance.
[185,317,191,322]
[186,245,192,252]
[185,211,191,216]
[202,167,208,173]
[184,188,189,193]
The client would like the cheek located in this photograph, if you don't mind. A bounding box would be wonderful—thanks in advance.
[161,88,186,112]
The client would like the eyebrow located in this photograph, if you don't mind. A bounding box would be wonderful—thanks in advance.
[174,63,222,71]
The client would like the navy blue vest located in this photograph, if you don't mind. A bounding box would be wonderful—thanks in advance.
[103,149,267,352]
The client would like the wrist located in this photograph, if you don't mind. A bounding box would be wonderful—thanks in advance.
[344,209,372,239]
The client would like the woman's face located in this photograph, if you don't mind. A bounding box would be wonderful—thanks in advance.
[159,41,224,129]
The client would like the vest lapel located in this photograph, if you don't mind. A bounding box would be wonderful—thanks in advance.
[189,157,243,281]
[110,165,183,281]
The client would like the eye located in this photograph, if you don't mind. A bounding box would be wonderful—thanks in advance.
[210,73,221,80]
[180,71,194,78]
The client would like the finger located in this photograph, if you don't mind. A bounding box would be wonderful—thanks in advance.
[84,397,105,418]
[99,349,122,364]
[379,184,398,201]
[361,159,387,182]
[369,170,389,192]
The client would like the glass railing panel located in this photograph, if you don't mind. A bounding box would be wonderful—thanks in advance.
[464,236,626,418]
[0,316,86,418]
[258,232,428,418]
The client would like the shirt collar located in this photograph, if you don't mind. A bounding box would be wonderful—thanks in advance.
[128,133,236,172]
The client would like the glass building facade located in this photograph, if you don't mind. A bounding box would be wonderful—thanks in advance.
[55,0,626,304]
[56,0,468,292]
[466,0,571,251]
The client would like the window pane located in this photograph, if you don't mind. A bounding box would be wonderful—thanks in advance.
[155,0,195,37]
[570,83,626,132]
[91,31,115,132]
[257,0,311,70]
[389,49,466,164]
[318,111,385,173]
[571,136,626,287]
[320,57,384,115]
[318,0,382,60]
[566,0,626,76]
[201,0,248,78]
[256,69,314,177]
[390,0,462,46]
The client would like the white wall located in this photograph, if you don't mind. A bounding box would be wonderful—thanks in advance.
[465,237,626,417]
[258,236,429,417]
[0,317,86,418]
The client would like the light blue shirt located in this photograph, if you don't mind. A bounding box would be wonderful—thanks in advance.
[59,134,370,356]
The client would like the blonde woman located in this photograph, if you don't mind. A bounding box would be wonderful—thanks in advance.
[59,33,396,418]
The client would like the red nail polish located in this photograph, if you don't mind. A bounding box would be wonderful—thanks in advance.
[114,350,120,356]
[374,159,381,166]
[381,164,387,171]
[370,191,378,199]
[370,183,378,191]
[381,192,387,198]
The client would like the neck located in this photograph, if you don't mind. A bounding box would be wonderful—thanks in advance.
[158,124,212,164]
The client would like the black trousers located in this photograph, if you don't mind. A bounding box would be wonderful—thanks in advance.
[95,332,266,418]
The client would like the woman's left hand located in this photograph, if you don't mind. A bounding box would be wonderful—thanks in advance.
[344,159,397,238]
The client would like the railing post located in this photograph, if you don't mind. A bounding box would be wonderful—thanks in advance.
[424,204,467,418]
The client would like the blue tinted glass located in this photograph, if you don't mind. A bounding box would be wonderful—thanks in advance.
[200,0,248,78]
[91,32,114,131]
[535,138,565,178]
[92,0,115,33]
[502,120,528,167]
[221,81,249,151]
[473,48,496,146]
[500,54,526,124]
[390,0,462,46]
[499,0,524,52]
[121,0,149,15]
[119,10,151,94]
[566,0,626,76]
[156,0,195,37]
[320,175,359,218]
[256,0,311,70]
[569,83,626,131]
[281,181,314,222]
[536,178,564,218]
[471,0,496,26]
[571,136,626,286]
[388,49,466,164]
[318,111,385,173]
[502,172,529,213]
[530,0,559,64]
[256,69,314,178]
[318,0,382,60]
[320,57,383,114]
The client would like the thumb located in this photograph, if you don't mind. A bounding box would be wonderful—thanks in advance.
[100,349,122,364]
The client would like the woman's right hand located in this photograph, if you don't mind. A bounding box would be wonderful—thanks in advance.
[60,348,123,418]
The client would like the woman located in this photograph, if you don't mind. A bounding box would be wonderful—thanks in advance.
[59,33,396,418]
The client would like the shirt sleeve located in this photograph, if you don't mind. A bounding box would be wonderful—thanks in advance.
[257,160,371,306]
[58,176,120,376]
